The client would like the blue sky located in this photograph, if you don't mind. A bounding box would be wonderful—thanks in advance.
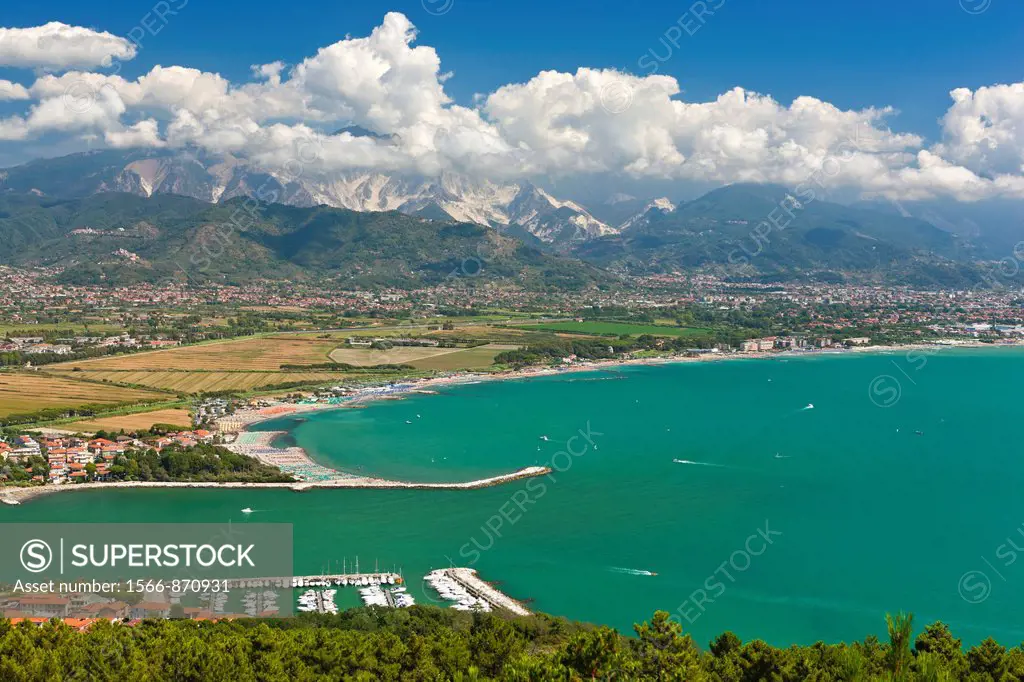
[3,0,1022,142]
[2,0,1023,205]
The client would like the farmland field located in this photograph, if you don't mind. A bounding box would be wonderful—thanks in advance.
[515,321,713,337]
[274,323,541,345]
[423,325,539,343]
[54,337,340,371]
[0,373,166,417]
[66,408,193,433]
[328,346,464,366]
[45,370,357,393]
[328,343,516,370]
[407,344,514,370]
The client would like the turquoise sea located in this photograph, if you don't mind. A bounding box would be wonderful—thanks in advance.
[5,348,1024,647]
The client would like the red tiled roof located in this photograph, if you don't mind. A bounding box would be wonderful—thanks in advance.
[63,618,99,631]
[17,595,69,605]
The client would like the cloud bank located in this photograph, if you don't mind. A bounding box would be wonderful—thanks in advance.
[1,12,1024,202]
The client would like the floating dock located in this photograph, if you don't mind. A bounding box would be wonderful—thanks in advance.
[224,573,403,590]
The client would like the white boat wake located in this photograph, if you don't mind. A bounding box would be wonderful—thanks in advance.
[609,567,658,576]
[673,459,726,468]
[803,403,814,410]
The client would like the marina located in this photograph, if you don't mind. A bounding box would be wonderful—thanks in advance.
[297,588,337,614]
[219,568,521,616]
[289,571,420,613]
[425,568,531,616]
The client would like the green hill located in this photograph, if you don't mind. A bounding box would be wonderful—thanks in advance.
[574,184,983,287]
[0,193,611,290]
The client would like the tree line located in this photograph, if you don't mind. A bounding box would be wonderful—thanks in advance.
[0,607,1019,680]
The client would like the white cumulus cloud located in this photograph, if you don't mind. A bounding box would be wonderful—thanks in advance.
[1,14,1024,203]
[0,79,30,101]
[0,22,137,70]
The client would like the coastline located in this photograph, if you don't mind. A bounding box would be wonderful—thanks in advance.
[216,338,1017,474]
[230,338,1018,430]
[6,339,1016,507]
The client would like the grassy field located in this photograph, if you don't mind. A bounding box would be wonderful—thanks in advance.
[328,346,463,366]
[328,343,516,370]
[423,325,540,343]
[45,370,358,393]
[66,408,193,433]
[274,319,546,341]
[406,345,513,370]
[515,321,713,337]
[0,373,166,418]
[54,337,339,371]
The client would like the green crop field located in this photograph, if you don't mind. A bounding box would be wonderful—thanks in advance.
[516,321,712,337]
[328,346,460,366]
[407,345,514,370]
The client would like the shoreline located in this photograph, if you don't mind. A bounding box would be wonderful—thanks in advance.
[215,338,1019,478]
[0,466,552,506]
[6,340,1016,507]
[224,338,1021,431]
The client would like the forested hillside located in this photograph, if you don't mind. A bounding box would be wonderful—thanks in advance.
[0,193,610,290]
[0,608,1016,680]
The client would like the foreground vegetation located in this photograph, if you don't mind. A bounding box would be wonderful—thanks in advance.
[0,608,1019,680]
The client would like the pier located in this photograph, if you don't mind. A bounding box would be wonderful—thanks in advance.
[427,568,531,616]
[0,466,553,505]
[223,573,403,590]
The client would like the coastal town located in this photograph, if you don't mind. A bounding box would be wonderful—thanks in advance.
[4,264,1024,344]
[0,430,216,486]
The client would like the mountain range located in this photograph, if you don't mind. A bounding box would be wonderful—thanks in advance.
[0,147,615,250]
[0,148,1015,289]
[0,192,610,289]
[573,184,986,287]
